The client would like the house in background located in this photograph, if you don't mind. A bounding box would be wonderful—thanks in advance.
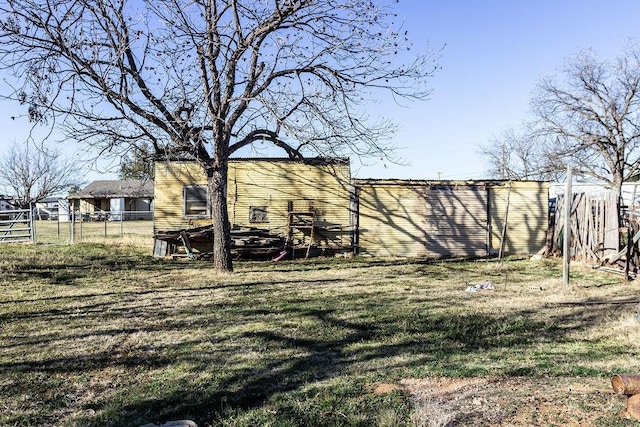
[68,179,154,220]
[34,197,68,220]
[0,195,15,212]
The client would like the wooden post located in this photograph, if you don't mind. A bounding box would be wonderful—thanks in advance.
[625,185,637,283]
[582,194,589,261]
[498,181,512,262]
[563,165,572,286]
[70,209,75,244]
[30,203,36,243]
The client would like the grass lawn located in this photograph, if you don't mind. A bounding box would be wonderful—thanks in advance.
[33,220,154,246]
[1,243,640,426]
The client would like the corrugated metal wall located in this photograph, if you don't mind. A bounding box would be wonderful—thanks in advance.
[354,180,489,258]
[488,181,550,255]
[355,180,549,258]
[424,185,489,257]
[154,159,352,247]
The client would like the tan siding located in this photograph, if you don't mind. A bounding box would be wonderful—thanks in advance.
[357,184,425,257]
[424,185,488,256]
[79,200,94,213]
[153,162,210,233]
[154,160,351,247]
[228,161,351,247]
[155,165,549,258]
[489,182,549,255]
[356,182,488,258]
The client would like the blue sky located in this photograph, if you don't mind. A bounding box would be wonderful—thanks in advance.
[354,0,640,180]
[2,0,640,182]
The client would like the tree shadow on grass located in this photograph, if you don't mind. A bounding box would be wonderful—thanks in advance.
[46,302,625,426]
[0,249,629,426]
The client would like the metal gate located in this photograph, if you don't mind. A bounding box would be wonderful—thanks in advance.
[0,208,33,243]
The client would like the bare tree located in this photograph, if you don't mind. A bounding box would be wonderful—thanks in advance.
[0,142,83,208]
[479,126,553,180]
[531,41,640,197]
[0,0,438,271]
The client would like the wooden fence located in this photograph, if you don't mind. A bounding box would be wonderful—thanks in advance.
[549,191,620,263]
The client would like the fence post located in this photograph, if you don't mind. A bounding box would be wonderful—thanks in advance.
[625,185,637,283]
[563,165,572,286]
[30,203,36,243]
[70,210,75,244]
[498,181,512,262]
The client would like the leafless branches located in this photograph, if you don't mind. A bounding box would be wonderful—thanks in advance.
[0,142,84,208]
[0,0,438,163]
[479,126,555,181]
[531,40,640,194]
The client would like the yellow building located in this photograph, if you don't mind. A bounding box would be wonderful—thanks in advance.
[153,158,352,255]
[488,181,551,255]
[155,160,550,259]
[353,179,550,258]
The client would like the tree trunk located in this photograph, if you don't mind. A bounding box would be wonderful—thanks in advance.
[208,164,233,272]
[612,174,624,207]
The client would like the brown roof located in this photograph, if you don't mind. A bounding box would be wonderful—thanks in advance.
[68,179,153,199]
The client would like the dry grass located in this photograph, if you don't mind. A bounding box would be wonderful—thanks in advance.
[33,219,153,246]
[1,245,640,426]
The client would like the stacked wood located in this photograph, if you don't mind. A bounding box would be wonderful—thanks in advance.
[612,374,640,420]
[153,225,285,260]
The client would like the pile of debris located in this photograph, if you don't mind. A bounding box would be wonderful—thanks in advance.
[153,225,286,260]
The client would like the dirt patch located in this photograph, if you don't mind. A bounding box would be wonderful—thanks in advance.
[399,376,629,427]
[372,382,403,394]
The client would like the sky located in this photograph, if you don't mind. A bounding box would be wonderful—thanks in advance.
[360,0,640,180]
[2,0,640,183]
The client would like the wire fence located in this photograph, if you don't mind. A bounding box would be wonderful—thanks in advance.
[34,210,154,246]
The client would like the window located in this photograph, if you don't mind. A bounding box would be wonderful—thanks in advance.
[249,206,268,223]
[184,186,209,217]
